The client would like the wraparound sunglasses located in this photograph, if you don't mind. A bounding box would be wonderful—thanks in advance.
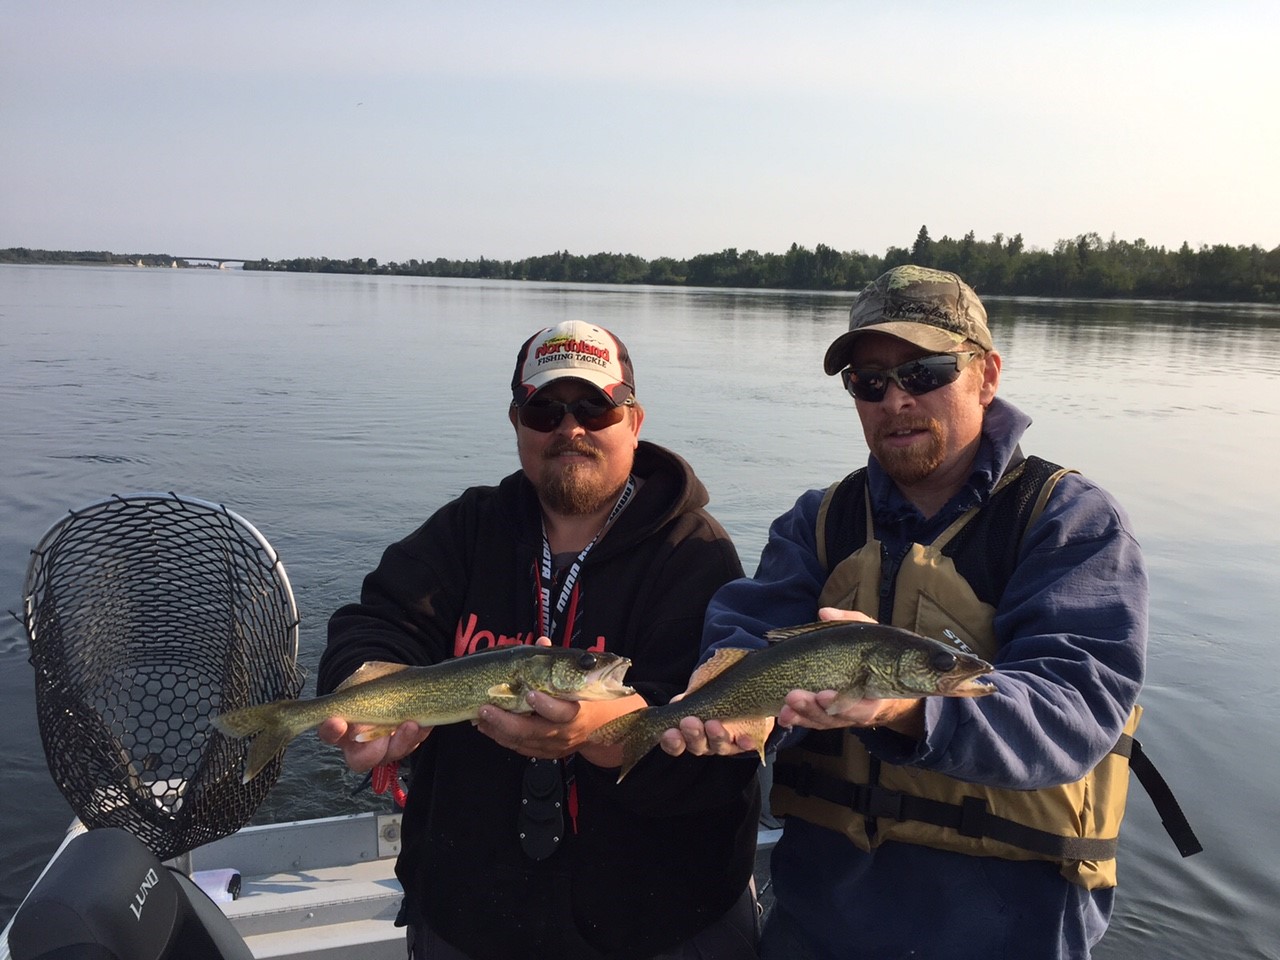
[515,396,633,433]
[840,351,979,403]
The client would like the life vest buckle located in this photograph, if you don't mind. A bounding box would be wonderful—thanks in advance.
[864,785,905,821]
[959,795,988,838]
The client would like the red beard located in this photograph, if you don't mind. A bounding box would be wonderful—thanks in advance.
[535,442,619,516]
[870,417,946,486]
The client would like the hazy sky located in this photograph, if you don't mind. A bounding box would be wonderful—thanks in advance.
[4,1,1277,263]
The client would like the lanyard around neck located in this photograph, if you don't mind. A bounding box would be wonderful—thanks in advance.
[536,474,636,643]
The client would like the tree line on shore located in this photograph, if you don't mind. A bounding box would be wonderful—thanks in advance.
[244,227,1280,302]
[6,228,1279,302]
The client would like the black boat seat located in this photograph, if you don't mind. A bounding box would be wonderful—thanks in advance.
[7,827,252,960]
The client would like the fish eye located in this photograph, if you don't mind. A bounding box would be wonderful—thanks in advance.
[930,650,957,672]
[576,652,598,670]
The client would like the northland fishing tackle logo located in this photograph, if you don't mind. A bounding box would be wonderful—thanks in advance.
[533,333,614,371]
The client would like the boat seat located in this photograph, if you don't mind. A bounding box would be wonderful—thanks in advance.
[7,827,253,960]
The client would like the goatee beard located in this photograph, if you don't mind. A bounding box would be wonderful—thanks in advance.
[872,418,946,486]
[536,442,621,516]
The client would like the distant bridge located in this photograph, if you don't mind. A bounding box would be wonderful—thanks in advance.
[171,256,254,265]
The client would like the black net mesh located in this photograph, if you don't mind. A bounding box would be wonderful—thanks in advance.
[22,493,304,860]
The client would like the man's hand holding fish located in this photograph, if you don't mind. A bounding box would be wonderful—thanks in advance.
[660,714,773,759]
[475,686,647,764]
[316,717,430,775]
[778,685,925,739]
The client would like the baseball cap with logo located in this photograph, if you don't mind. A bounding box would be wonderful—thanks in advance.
[511,320,636,406]
[823,265,994,375]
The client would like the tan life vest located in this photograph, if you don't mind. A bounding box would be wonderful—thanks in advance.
[770,460,1141,890]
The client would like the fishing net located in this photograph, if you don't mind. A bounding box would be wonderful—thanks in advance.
[22,493,304,861]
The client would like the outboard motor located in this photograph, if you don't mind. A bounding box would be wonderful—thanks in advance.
[15,493,306,960]
[7,828,253,960]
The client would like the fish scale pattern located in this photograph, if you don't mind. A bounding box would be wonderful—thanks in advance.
[22,493,303,860]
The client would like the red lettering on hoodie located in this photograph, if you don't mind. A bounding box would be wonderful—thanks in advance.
[453,613,609,657]
[453,613,537,657]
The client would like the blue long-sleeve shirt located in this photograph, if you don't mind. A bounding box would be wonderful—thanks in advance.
[704,397,1148,960]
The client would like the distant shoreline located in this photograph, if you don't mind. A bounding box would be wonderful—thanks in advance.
[5,233,1278,303]
[0,251,226,269]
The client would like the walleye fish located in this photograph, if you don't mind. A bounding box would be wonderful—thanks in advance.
[591,621,993,780]
[213,645,634,782]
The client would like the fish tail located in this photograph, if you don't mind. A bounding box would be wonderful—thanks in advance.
[591,709,642,746]
[616,730,661,783]
[590,710,661,782]
[241,728,293,783]
[211,701,278,739]
[211,702,305,783]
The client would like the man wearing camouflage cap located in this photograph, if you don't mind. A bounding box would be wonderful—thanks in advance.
[669,266,1149,958]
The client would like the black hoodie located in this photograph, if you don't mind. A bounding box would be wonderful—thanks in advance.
[319,441,759,959]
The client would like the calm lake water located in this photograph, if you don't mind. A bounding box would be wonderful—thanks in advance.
[2,264,1278,957]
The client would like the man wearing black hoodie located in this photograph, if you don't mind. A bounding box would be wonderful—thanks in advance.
[317,320,759,960]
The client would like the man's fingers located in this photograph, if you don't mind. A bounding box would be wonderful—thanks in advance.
[316,717,347,744]
[703,719,731,747]
[525,691,579,723]
[386,721,426,757]
[817,607,876,623]
[659,728,687,757]
[317,717,428,773]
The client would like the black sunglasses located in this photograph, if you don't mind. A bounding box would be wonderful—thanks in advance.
[516,396,632,433]
[840,351,979,403]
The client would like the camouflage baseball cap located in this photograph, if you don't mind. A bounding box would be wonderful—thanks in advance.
[823,265,994,375]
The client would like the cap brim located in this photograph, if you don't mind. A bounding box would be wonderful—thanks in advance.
[823,322,968,375]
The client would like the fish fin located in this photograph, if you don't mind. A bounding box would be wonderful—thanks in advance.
[824,693,864,715]
[762,621,833,643]
[826,672,875,714]
[352,724,402,742]
[336,661,411,692]
[486,683,523,710]
[686,648,751,692]
[732,717,774,763]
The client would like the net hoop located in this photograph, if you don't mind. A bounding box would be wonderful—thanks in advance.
[23,492,303,859]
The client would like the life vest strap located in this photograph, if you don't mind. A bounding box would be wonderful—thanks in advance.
[1113,735,1203,857]
[773,760,1120,862]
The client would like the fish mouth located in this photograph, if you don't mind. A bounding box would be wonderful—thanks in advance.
[942,674,996,697]
[580,655,635,698]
